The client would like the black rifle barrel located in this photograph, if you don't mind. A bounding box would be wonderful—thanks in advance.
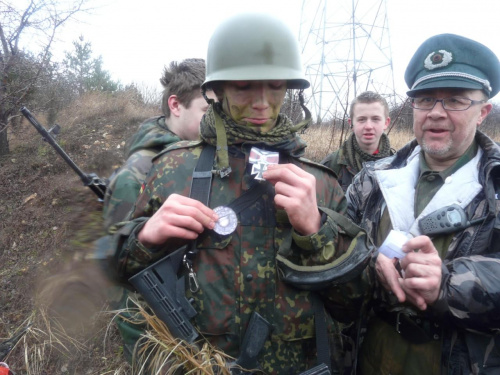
[20,106,106,200]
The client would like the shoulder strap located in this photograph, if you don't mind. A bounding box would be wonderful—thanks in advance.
[313,294,334,373]
[183,145,217,291]
[190,145,216,205]
[320,207,363,237]
[190,144,271,214]
[227,182,271,214]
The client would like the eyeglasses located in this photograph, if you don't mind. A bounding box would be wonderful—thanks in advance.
[410,97,486,111]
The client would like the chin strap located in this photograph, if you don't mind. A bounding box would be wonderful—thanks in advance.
[214,109,232,178]
[203,89,232,178]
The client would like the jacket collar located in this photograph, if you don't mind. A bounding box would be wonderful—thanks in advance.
[375,146,483,236]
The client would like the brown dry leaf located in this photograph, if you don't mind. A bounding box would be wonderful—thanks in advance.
[23,193,37,205]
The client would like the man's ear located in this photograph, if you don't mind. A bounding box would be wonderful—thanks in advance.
[384,117,391,130]
[348,118,352,128]
[168,95,181,117]
[477,103,493,127]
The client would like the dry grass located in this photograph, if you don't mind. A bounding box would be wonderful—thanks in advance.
[58,90,157,130]
[121,299,235,375]
[6,304,130,375]
[301,124,414,162]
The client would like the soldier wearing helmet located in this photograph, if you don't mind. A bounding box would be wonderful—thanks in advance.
[110,13,372,374]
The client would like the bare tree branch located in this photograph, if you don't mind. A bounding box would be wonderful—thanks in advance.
[0,0,92,155]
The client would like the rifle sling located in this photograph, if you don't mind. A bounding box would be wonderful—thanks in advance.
[313,295,335,374]
[190,145,217,205]
[192,145,272,215]
[187,146,271,260]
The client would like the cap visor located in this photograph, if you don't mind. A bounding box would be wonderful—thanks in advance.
[407,77,484,97]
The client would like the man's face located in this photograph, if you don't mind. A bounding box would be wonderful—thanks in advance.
[350,102,390,153]
[219,80,287,133]
[177,90,216,140]
[413,88,492,167]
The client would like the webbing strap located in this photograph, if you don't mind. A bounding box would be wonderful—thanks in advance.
[227,182,271,215]
[319,207,363,238]
[190,145,216,205]
[190,145,271,214]
[313,295,333,373]
[191,144,273,217]
[185,145,217,262]
[214,111,231,175]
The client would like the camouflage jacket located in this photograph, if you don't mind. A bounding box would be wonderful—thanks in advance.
[112,128,362,374]
[321,148,358,192]
[102,116,180,230]
[346,130,500,374]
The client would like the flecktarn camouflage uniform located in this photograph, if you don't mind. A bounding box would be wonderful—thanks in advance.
[102,116,180,230]
[100,116,181,363]
[346,131,500,374]
[111,104,368,374]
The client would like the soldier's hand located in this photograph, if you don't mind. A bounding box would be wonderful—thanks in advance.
[375,253,406,303]
[399,235,442,311]
[263,163,321,235]
[138,194,218,247]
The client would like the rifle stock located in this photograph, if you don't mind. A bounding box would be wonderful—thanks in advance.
[128,246,199,343]
[19,106,106,200]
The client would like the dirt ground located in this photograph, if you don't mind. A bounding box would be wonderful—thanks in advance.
[0,92,157,374]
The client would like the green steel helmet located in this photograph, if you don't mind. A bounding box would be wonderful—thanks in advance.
[202,13,310,90]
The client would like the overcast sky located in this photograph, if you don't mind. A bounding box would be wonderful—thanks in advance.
[47,0,500,100]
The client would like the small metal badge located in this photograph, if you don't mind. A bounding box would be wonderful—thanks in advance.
[249,147,279,180]
[213,206,238,235]
[424,49,452,70]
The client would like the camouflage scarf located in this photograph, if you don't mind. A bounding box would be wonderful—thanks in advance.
[200,103,308,175]
[201,102,307,153]
[342,132,392,172]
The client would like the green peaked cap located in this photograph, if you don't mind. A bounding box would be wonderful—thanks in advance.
[405,33,500,98]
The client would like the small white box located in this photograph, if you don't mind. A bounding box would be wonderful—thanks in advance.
[378,230,408,259]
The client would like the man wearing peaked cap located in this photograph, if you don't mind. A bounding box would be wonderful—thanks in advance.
[338,33,500,374]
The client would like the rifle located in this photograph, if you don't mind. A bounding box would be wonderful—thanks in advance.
[20,106,107,201]
[128,245,199,343]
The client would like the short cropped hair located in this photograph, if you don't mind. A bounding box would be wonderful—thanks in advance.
[160,58,206,117]
[349,91,390,120]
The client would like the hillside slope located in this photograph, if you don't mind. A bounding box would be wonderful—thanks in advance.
[0,92,157,374]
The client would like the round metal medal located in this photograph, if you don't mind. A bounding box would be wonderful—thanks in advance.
[213,206,238,235]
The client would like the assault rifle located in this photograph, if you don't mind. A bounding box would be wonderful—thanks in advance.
[128,245,199,343]
[20,107,107,201]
